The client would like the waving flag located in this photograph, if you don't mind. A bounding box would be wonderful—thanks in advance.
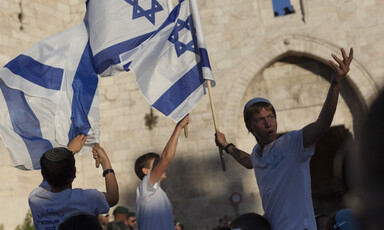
[0,0,172,170]
[0,24,99,170]
[129,0,215,122]
[85,0,170,76]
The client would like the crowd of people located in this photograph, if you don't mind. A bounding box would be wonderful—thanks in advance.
[24,47,384,230]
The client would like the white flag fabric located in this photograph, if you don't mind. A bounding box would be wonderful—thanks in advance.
[0,23,100,170]
[85,0,170,76]
[129,0,215,122]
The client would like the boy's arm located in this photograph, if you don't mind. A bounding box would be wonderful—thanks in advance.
[150,115,189,186]
[303,48,353,148]
[92,144,119,207]
[215,130,253,169]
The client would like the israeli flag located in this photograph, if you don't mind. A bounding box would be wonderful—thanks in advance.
[0,23,99,170]
[129,0,215,122]
[86,0,170,76]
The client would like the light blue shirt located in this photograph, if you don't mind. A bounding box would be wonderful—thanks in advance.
[29,181,109,230]
[251,130,316,230]
[136,173,174,230]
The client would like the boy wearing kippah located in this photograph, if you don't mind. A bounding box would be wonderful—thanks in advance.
[29,135,119,230]
[215,48,353,230]
[134,115,189,230]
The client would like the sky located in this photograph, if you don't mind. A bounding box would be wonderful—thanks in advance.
[272,0,295,16]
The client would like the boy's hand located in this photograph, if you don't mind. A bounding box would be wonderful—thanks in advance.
[215,130,228,149]
[177,114,189,129]
[67,134,87,154]
[329,48,353,84]
[92,144,111,170]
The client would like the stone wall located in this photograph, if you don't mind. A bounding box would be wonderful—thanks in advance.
[0,0,383,229]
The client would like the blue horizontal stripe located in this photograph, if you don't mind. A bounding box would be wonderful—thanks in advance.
[0,79,52,169]
[4,54,63,90]
[153,62,204,116]
[93,32,154,74]
[68,42,98,143]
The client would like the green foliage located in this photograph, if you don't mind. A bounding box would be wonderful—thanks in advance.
[15,210,34,230]
[0,224,4,230]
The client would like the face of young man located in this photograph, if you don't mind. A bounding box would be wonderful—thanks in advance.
[248,108,277,146]
[127,217,137,228]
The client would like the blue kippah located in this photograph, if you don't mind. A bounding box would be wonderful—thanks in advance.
[243,97,272,112]
[334,209,359,230]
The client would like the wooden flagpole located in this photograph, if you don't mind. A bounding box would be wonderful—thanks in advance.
[95,143,100,168]
[206,80,226,171]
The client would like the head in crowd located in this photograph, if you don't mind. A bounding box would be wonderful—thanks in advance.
[175,221,184,230]
[127,211,136,229]
[134,152,160,180]
[98,213,110,226]
[324,209,359,230]
[349,89,384,229]
[230,213,271,230]
[40,147,76,189]
[113,206,129,222]
[243,98,277,145]
[58,213,102,230]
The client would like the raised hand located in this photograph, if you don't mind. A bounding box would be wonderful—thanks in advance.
[329,48,353,84]
[92,144,111,170]
[215,130,228,150]
[67,134,87,154]
[177,114,190,129]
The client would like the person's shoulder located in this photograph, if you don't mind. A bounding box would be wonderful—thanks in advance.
[286,129,302,136]
[72,188,105,199]
[278,129,302,141]
[29,183,50,200]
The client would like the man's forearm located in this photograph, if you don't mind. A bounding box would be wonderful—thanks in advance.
[102,158,119,206]
[318,79,340,127]
[227,145,253,169]
[105,172,119,207]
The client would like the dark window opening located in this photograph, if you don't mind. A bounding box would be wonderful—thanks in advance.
[272,0,295,17]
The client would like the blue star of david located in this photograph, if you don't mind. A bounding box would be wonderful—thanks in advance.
[125,0,164,25]
[168,16,198,57]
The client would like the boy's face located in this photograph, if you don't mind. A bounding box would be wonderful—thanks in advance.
[248,108,277,145]
[127,216,137,228]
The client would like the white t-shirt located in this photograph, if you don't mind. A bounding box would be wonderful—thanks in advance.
[29,181,109,230]
[136,173,174,230]
[250,130,316,230]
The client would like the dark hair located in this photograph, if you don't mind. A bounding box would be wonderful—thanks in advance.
[40,147,75,189]
[59,213,102,230]
[134,152,160,180]
[230,213,271,230]
[243,102,276,132]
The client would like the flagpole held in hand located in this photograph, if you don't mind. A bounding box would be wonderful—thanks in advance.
[95,143,101,168]
[206,80,226,171]
[184,125,188,138]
